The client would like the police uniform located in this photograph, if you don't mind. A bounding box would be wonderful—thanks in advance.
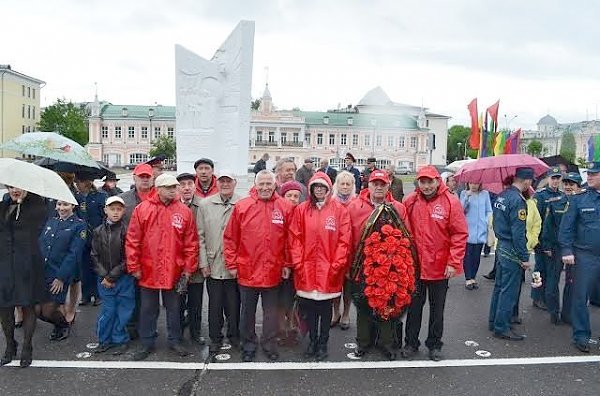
[531,167,566,307]
[39,214,88,304]
[75,188,107,303]
[558,162,600,351]
[488,168,532,339]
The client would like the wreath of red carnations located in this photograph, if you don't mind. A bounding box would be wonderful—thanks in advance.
[361,224,416,320]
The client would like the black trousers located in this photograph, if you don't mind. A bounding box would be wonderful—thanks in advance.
[139,288,182,348]
[239,285,279,354]
[206,278,240,344]
[405,279,448,350]
[181,282,204,339]
[298,297,332,345]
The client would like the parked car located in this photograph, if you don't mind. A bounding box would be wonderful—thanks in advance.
[395,166,413,175]
[123,163,140,170]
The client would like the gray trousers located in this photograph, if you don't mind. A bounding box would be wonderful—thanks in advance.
[239,285,279,354]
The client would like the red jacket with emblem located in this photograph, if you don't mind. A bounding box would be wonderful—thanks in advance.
[403,179,468,280]
[224,188,293,288]
[347,189,409,259]
[289,173,352,294]
[126,195,199,289]
[195,175,218,198]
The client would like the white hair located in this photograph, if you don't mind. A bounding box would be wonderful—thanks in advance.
[255,170,276,184]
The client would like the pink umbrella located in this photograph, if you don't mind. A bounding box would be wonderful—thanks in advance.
[454,154,549,194]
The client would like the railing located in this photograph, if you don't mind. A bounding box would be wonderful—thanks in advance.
[282,141,303,147]
[254,141,278,147]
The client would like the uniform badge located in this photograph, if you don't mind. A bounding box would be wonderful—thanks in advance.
[588,163,594,169]
[518,209,527,221]
[79,229,87,240]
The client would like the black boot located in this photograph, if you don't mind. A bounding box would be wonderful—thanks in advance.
[315,343,328,361]
[1,340,18,366]
[304,337,317,359]
[20,344,32,368]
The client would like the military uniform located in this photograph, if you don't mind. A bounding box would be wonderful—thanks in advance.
[531,168,565,307]
[38,214,88,304]
[489,172,531,339]
[558,163,600,351]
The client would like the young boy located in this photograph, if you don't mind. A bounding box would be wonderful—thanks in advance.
[91,196,135,354]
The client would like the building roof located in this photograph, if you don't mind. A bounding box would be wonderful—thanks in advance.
[358,86,393,106]
[295,110,417,129]
[262,84,272,100]
[538,114,558,126]
[100,104,175,119]
[0,64,45,85]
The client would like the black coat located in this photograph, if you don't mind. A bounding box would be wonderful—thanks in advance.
[0,193,48,307]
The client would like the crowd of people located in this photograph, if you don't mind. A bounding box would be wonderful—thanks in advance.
[1,151,599,368]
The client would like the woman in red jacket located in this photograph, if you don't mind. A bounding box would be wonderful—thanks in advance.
[289,172,351,360]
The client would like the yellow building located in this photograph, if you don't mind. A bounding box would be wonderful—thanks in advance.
[0,65,45,157]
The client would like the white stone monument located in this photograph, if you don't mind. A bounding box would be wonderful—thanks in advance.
[175,20,255,177]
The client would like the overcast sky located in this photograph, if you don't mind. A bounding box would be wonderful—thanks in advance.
[2,0,600,129]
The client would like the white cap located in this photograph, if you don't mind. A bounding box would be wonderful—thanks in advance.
[154,174,179,187]
[217,169,236,180]
[105,196,125,206]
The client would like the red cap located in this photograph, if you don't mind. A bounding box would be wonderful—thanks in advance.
[133,163,153,176]
[369,170,390,184]
[416,165,440,180]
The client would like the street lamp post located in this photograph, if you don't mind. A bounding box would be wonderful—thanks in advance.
[457,142,463,160]
[504,114,518,130]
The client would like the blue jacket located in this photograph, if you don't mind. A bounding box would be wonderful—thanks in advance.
[75,189,107,230]
[493,186,529,262]
[39,214,87,282]
[539,194,570,251]
[460,189,492,244]
[533,187,565,227]
[345,166,361,194]
[559,188,600,256]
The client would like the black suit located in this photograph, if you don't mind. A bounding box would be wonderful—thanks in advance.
[319,166,337,184]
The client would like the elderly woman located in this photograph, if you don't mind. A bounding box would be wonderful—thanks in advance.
[289,172,351,360]
[0,186,47,367]
[441,172,459,197]
[330,171,357,329]
[460,183,492,289]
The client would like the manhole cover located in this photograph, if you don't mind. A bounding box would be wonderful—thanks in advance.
[86,343,99,349]
[346,352,362,360]
[344,343,357,349]
[76,352,92,359]
[214,353,231,361]
[221,343,232,350]
[464,340,479,347]
[475,350,491,358]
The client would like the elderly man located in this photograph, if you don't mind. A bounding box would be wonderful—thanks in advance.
[275,158,306,200]
[119,163,155,225]
[296,158,315,188]
[361,157,378,190]
[403,165,468,361]
[198,170,242,353]
[386,165,404,202]
[177,172,206,345]
[126,174,199,361]
[224,170,293,362]
[194,158,218,198]
[318,159,337,184]
[348,170,408,360]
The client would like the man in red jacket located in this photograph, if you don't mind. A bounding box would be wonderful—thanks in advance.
[224,170,293,362]
[126,174,199,361]
[194,158,218,198]
[402,165,468,361]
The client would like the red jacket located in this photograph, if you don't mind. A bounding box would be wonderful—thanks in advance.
[195,175,218,198]
[224,189,293,288]
[289,173,352,294]
[403,180,468,280]
[126,195,199,289]
[347,189,408,259]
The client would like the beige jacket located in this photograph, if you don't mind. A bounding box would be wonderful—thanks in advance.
[187,195,205,283]
[198,193,241,280]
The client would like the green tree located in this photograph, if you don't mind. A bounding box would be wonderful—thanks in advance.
[38,98,88,146]
[447,125,477,162]
[560,130,576,163]
[527,140,544,157]
[251,98,261,110]
[149,135,176,160]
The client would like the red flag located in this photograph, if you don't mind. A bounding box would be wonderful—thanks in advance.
[504,128,522,154]
[486,100,500,127]
[467,98,480,149]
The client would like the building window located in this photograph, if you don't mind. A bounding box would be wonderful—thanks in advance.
[426,119,430,128]
[305,133,311,144]
[32,106,35,119]
[115,126,122,139]
[352,134,359,146]
[347,117,353,126]
[22,104,25,118]
[293,132,299,143]
[27,126,30,133]
[398,137,405,148]
[167,127,174,138]
[122,108,128,117]
[32,88,35,99]
[341,134,347,145]
[128,126,135,139]
[154,127,161,139]
[103,154,109,164]
[129,153,148,164]
[317,133,323,145]
[22,125,25,134]
[410,136,417,148]
[323,116,329,125]
[256,131,263,142]
[27,87,30,98]
[281,133,287,144]
[101,126,108,139]
[329,134,335,145]
[376,135,382,146]
[27,105,31,119]
[141,127,148,139]
[22,85,25,96]
[268,131,275,143]
[387,136,394,147]
[364,135,371,146]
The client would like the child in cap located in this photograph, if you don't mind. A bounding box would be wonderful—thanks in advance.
[91,196,136,354]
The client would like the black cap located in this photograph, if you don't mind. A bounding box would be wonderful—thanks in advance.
[345,152,356,162]
[515,167,534,180]
[176,172,196,182]
[194,158,214,169]
[146,155,167,166]
[367,157,377,163]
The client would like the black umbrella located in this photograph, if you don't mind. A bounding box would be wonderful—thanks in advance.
[34,158,116,180]
[540,155,579,173]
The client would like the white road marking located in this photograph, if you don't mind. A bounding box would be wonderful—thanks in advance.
[4,355,600,370]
